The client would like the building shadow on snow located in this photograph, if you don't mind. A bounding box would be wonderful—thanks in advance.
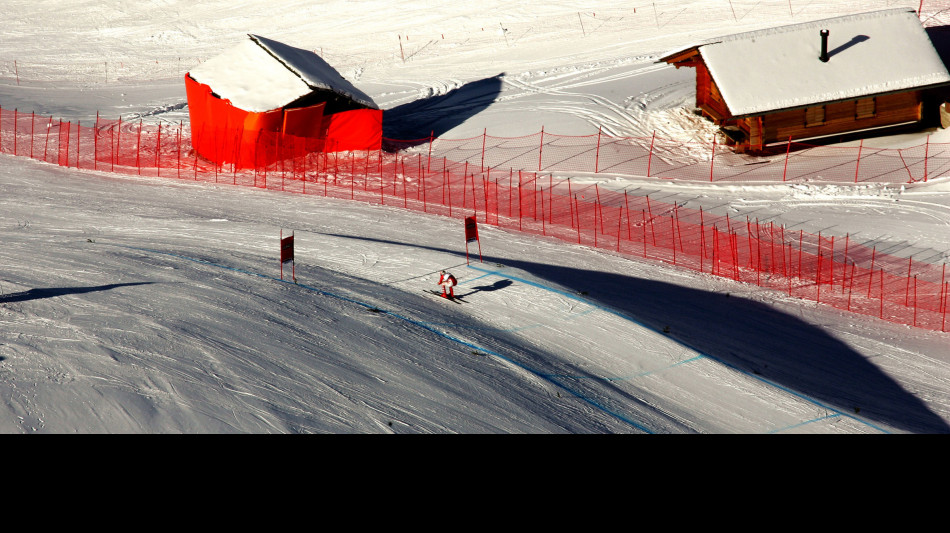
[382,74,505,148]
[323,232,949,434]
[927,26,950,71]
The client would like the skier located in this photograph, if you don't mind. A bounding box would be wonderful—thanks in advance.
[437,270,457,298]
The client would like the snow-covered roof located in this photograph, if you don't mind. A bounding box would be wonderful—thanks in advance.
[187,34,377,112]
[665,8,950,117]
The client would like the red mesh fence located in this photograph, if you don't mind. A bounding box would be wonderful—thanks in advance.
[410,130,949,184]
[2,105,948,331]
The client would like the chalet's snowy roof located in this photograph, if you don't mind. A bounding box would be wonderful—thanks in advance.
[661,8,950,117]
[187,34,377,112]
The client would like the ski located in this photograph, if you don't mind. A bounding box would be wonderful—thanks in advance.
[426,290,463,303]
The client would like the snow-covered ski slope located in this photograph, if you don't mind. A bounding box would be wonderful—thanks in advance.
[1,0,949,433]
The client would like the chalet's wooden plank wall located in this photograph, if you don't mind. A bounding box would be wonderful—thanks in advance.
[751,91,923,145]
[695,63,730,122]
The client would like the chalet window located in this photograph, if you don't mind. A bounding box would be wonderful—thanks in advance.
[805,105,826,127]
[856,97,876,119]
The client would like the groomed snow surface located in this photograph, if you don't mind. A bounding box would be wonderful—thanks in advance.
[2,0,950,434]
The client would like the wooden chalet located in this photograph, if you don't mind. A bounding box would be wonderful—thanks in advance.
[659,8,950,151]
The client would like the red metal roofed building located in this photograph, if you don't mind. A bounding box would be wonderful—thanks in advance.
[659,8,950,151]
[185,34,381,168]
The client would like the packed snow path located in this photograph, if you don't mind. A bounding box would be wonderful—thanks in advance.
[2,161,945,433]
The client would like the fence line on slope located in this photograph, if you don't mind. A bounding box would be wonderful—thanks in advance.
[1,106,947,332]
[383,128,950,184]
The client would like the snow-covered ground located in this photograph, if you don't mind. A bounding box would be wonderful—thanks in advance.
[1,0,949,433]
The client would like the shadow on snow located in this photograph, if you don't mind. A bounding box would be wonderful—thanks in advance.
[382,74,505,146]
[323,232,950,434]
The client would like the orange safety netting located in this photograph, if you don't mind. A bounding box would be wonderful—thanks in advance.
[185,74,381,168]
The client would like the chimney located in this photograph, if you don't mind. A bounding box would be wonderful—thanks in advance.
[819,29,830,62]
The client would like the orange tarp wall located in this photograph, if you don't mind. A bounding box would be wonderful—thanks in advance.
[185,75,381,169]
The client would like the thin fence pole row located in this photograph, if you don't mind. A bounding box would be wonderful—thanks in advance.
[2,105,949,331]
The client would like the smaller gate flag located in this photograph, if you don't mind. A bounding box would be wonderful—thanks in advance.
[464,216,482,264]
[280,230,295,281]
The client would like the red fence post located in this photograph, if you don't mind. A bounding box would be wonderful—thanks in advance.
[711,226,719,276]
[913,274,918,327]
[670,215,676,265]
[677,205,685,254]
[848,262,856,310]
[575,195,582,244]
[591,193,603,248]
[481,128,486,173]
[94,112,100,170]
[941,264,947,327]
[944,281,948,332]
[544,178,550,235]
[699,207,707,272]
[641,209,647,257]
[595,184,603,235]
[854,139,863,183]
[445,157,452,216]
[925,134,930,182]
[538,126,544,172]
[798,230,805,279]
[595,126,602,173]
[427,130,434,173]
[421,157,427,212]
[624,190,632,241]
[906,256,914,306]
[136,119,143,174]
[829,234,835,288]
[518,170,523,230]
[646,195,656,246]
[492,171,498,222]
[156,123,163,176]
[842,233,850,291]
[647,131,655,178]
[617,199,623,252]
[115,115,121,171]
[735,231,742,281]
[783,136,791,181]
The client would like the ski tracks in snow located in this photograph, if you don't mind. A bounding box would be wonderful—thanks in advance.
[498,59,688,137]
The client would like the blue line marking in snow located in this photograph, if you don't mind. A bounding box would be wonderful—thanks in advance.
[110,244,654,433]
[767,413,843,434]
[464,264,892,434]
[457,272,495,285]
